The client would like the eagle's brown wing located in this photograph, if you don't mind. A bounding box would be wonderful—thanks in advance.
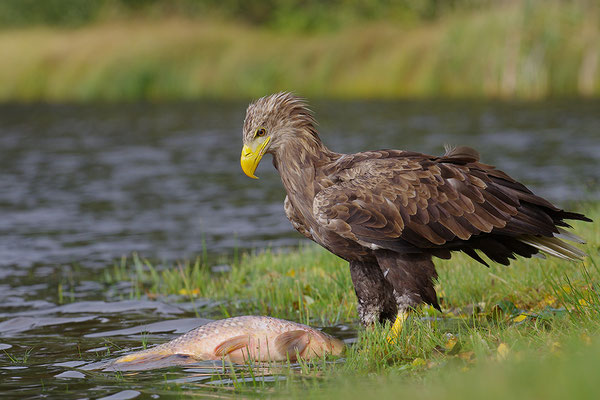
[314,148,588,265]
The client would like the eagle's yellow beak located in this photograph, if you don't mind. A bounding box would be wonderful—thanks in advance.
[240,137,271,179]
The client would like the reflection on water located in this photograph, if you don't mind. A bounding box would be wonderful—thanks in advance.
[0,100,598,269]
[0,100,598,397]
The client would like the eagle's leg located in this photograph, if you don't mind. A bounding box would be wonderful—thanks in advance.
[349,260,397,326]
[374,250,440,340]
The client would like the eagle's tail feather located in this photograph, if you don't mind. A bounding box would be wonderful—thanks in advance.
[555,227,586,244]
[519,235,587,261]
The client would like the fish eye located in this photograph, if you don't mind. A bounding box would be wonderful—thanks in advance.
[256,128,266,137]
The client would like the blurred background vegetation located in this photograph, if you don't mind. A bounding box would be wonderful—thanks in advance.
[0,0,598,101]
[0,0,499,30]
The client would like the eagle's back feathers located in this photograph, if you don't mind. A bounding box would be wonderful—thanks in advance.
[312,149,590,266]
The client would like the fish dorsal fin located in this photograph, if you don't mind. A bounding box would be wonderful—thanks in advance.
[275,330,311,360]
[214,335,251,357]
[443,145,480,162]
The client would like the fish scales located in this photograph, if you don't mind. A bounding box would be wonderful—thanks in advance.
[115,316,344,365]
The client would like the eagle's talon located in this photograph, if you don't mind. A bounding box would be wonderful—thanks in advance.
[387,310,410,343]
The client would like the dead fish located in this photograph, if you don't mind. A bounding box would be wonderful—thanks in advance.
[114,316,345,364]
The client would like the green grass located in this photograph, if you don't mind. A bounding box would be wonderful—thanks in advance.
[2,347,34,364]
[103,204,599,397]
[295,336,600,400]
[105,246,353,325]
[106,204,599,325]
[1,0,599,101]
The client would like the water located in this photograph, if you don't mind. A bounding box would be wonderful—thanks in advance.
[1,100,598,270]
[0,268,356,398]
[0,100,599,397]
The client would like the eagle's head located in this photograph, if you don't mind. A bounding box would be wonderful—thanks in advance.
[240,92,316,179]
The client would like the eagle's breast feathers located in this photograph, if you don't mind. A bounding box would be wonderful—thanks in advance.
[284,195,314,240]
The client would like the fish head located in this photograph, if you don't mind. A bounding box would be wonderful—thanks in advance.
[307,331,345,357]
[328,336,345,356]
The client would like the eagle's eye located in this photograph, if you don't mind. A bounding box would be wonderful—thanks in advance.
[256,128,266,137]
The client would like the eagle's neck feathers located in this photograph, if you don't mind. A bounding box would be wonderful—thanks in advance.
[273,127,339,216]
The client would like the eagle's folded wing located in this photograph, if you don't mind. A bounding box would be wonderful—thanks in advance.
[313,150,587,265]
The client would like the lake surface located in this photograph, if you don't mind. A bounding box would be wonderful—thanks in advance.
[0,100,599,270]
[0,99,598,397]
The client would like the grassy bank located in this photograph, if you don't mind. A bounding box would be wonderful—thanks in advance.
[2,0,599,101]
[103,203,599,396]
